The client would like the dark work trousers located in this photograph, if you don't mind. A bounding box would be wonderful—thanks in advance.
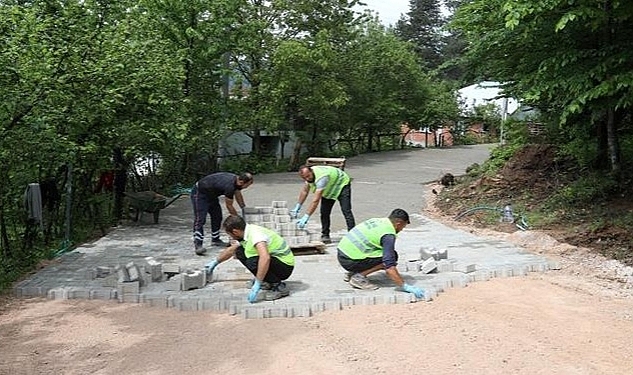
[234,246,294,284]
[191,184,223,246]
[320,183,355,236]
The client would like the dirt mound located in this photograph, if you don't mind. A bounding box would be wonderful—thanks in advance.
[500,144,558,187]
[435,143,633,266]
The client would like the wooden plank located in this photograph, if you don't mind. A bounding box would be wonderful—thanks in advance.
[290,241,327,255]
[306,157,346,170]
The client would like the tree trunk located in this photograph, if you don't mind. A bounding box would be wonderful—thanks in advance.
[595,115,609,169]
[606,107,621,176]
[400,128,413,148]
[252,128,262,156]
[288,138,303,171]
[0,200,10,258]
[112,147,128,226]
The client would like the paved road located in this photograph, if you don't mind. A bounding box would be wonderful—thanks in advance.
[249,145,493,229]
[14,144,557,319]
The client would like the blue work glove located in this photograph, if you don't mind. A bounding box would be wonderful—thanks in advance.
[247,279,262,303]
[296,214,310,229]
[289,203,302,219]
[402,283,425,299]
[205,259,219,281]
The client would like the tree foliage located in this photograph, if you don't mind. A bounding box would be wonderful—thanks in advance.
[451,0,633,174]
[0,0,460,288]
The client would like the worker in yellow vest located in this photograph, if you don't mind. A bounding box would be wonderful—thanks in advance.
[290,165,356,244]
[337,208,425,299]
[204,215,295,303]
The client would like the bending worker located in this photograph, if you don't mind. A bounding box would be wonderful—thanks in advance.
[290,164,355,244]
[336,208,425,299]
[204,215,294,303]
[190,172,253,255]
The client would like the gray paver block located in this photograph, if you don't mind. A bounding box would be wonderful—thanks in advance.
[176,297,199,311]
[126,263,141,282]
[454,263,477,273]
[162,263,180,274]
[119,294,140,303]
[145,258,163,282]
[165,274,182,291]
[407,260,420,272]
[436,259,454,272]
[116,265,131,283]
[182,270,205,290]
[420,258,438,274]
[141,294,168,308]
[118,280,140,296]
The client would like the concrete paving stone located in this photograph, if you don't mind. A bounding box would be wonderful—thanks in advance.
[454,263,477,273]
[127,263,141,282]
[164,275,182,291]
[67,287,91,299]
[420,258,437,274]
[323,299,343,311]
[12,145,561,319]
[242,308,264,319]
[548,260,562,270]
[141,294,169,308]
[116,265,131,283]
[119,294,140,303]
[88,288,116,300]
[47,287,66,300]
[175,297,199,311]
[291,306,312,317]
[162,263,180,274]
[118,280,140,295]
[469,270,492,282]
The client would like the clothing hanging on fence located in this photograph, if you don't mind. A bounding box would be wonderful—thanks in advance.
[24,183,44,230]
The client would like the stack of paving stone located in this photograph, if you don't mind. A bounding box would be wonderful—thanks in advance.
[243,200,326,253]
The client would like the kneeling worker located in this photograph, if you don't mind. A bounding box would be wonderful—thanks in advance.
[204,215,294,303]
[337,208,425,299]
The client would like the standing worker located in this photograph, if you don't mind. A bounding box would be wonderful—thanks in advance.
[204,215,294,302]
[336,208,425,299]
[190,172,253,255]
[289,165,355,244]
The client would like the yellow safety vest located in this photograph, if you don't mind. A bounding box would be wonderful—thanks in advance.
[338,218,395,259]
[309,166,350,199]
[241,224,294,266]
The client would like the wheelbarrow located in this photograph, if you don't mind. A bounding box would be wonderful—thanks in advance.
[124,191,184,224]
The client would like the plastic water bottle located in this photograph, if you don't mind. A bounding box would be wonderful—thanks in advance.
[502,204,514,223]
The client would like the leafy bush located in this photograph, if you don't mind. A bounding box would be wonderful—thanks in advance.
[478,143,522,175]
[546,173,619,207]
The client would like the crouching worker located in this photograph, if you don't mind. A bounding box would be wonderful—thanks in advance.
[337,208,425,299]
[204,215,295,303]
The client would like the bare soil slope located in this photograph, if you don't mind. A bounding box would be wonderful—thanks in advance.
[436,144,633,264]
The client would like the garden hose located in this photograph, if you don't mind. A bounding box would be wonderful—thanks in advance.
[454,205,530,231]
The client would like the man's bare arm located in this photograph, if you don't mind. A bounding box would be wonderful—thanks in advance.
[305,189,324,216]
[224,197,239,216]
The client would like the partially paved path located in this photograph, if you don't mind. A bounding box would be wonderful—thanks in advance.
[14,145,558,318]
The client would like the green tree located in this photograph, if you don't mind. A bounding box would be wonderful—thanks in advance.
[395,0,444,69]
[451,0,633,175]
[338,21,456,152]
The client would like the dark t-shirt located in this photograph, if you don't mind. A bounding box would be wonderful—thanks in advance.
[196,172,238,199]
